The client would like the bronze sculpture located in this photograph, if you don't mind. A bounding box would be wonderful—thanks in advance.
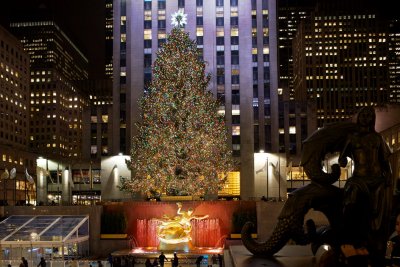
[241,107,393,266]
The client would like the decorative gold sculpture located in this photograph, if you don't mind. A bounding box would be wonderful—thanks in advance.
[155,202,209,245]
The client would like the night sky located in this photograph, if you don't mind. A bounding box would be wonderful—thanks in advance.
[0,0,105,79]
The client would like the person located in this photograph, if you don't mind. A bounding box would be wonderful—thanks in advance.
[211,254,217,265]
[172,252,179,267]
[339,107,392,265]
[217,254,222,267]
[144,259,152,267]
[37,257,46,267]
[21,257,28,267]
[97,261,103,267]
[388,213,400,267]
[158,252,167,267]
[195,256,203,267]
[152,258,159,267]
[8,265,12,267]
[108,254,113,267]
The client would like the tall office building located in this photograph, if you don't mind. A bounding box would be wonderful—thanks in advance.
[277,0,314,158]
[292,0,389,130]
[105,0,114,79]
[388,17,400,103]
[81,79,113,161]
[0,25,37,205]
[112,0,279,199]
[10,21,89,160]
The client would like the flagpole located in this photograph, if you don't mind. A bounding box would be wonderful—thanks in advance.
[57,163,60,205]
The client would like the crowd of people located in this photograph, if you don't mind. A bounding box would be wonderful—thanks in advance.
[109,252,222,267]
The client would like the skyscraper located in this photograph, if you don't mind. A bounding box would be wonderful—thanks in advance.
[0,25,36,205]
[105,0,114,79]
[10,21,89,160]
[292,0,389,130]
[112,0,279,199]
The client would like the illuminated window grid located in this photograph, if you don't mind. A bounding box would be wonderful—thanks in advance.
[218,172,240,196]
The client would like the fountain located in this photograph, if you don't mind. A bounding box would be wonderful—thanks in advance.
[135,203,222,250]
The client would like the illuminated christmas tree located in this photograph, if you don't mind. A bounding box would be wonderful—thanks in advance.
[121,18,233,198]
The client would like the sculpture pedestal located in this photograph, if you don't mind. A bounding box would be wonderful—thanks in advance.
[158,240,194,252]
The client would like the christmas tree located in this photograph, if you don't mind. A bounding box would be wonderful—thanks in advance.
[120,22,233,198]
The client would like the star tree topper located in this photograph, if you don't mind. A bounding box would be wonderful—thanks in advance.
[171,10,187,28]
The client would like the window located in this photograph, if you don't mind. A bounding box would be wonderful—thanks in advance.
[232,75,240,84]
[231,17,238,26]
[178,0,185,8]
[196,0,203,6]
[158,20,166,29]
[144,54,152,68]
[144,40,152,48]
[144,20,152,29]
[216,0,223,6]
[216,17,224,26]
[231,36,239,45]
[196,36,203,45]
[216,37,224,45]
[144,1,152,10]
[217,51,224,65]
[196,17,203,26]
[231,0,238,5]
[158,0,166,9]
[231,50,239,65]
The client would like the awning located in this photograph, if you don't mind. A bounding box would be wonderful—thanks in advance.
[0,215,89,247]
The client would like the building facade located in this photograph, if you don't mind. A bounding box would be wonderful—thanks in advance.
[9,21,89,160]
[112,0,279,199]
[292,0,389,130]
[0,25,37,205]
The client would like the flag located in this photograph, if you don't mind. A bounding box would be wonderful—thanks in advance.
[80,169,86,184]
[68,165,74,188]
[1,168,9,180]
[9,168,16,179]
[25,168,35,184]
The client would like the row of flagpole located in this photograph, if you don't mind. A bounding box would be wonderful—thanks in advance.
[1,162,94,205]
[1,167,35,205]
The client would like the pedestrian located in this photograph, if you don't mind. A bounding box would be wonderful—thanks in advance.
[21,257,28,267]
[108,254,113,267]
[98,261,103,267]
[144,259,152,267]
[37,257,46,267]
[172,253,179,267]
[211,254,217,266]
[8,264,12,267]
[217,254,222,267]
[158,252,167,267]
[195,256,203,267]
[152,258,159,267]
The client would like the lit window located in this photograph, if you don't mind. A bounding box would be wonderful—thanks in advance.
[144,29,152,40]
[231,28,238,36]
[232,126,240,135]
[196,27,203,36]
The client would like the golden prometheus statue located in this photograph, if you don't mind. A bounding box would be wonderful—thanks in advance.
[155,202,208,250]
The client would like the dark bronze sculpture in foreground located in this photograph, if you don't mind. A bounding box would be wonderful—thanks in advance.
[241,107,393,267]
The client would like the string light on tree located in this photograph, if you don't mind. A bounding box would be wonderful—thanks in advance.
[119,20,233,198]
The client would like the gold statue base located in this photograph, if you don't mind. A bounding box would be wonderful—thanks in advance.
[158,240,194,252]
